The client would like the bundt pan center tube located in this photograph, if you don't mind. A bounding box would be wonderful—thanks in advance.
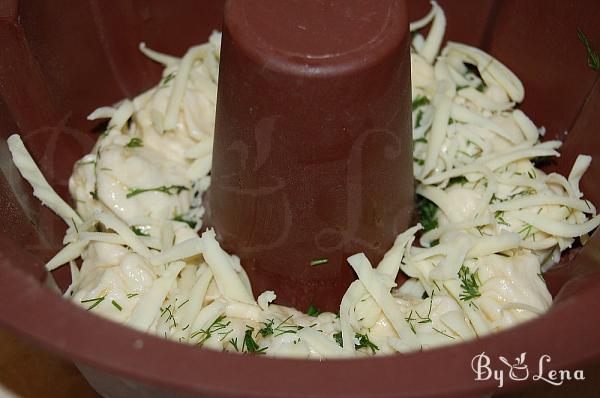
[205,0,414,311]
[1,0,600,397]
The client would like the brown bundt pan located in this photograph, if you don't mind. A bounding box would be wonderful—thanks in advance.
[1,0,599,397]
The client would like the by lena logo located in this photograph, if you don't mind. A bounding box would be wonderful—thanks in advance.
[471,352,585,388]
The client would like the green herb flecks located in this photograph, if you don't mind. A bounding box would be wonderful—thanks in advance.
[577,28,600,71]
[404,310,417,334]
[518,223,535,240]
[412,95,431,111]
[413,136,427,145]
[307,304,320,317]
[432,327,455,340]
[111,300,123,311]
[415,290,435,324]
[354,333,379,354]
[494,211,510,227]
[333,331,343,347]
[258,316,301,338]
[229,337,240,352]
[162,72,176,85]
[332,331,379,354]
[191,315,231,347]
[310,258,328,267]
[79,160,96,166]
[130,226,150,237]
[415,110,425,129]
[126,185,189,198]
[448,175,468,187]
[457,149,480,159]
[81,296,105,310]
[242,326,267,354]
[126,137,143,148]
[160,305,177,328]
[458,265,482,304]
[506,188,536,201]
[172,215,197,229]
[177,299,190,309]
[90,190,99,200]
[126,293,139,299]
[417,195,439,232]
[476,82,487,92]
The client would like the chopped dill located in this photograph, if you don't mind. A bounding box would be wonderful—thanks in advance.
[507,188,536,201]
[229,337,240,352]
[518,223,535,240]
[354,333,379,354]
[476,82,487,92]
[432,327,455,339]
[458,265,482,304]
[89,190,98,200]
[126,293,139,299]
[475,225,491,237]
[307,304,320,317]
[191,315,230,346]
[130,226,149,237]
[415,291,435,324]
[242,326,267,354]
[125,137,143,148]
[258,316,300,338]
[172,215,197,229]
[81,296,105,310]
[415,109,425,128]
[413,136,427,145]
[417,195,439,232]
[126,185,189,198]
[411,95,431,111]
[448,175,468,187]
[413,157,425,166]
[177,299,190,309]
[494,211,510,227]
[111,300,123,311]
[160,305,177,328]
[457,149,479,159]
[332,331,379,354]
[162,72,176,85]
[577,28,600,71]
[333,331,343,347]
[310,258,329,266]
[404,310,417,334]
[218,329,233,342]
